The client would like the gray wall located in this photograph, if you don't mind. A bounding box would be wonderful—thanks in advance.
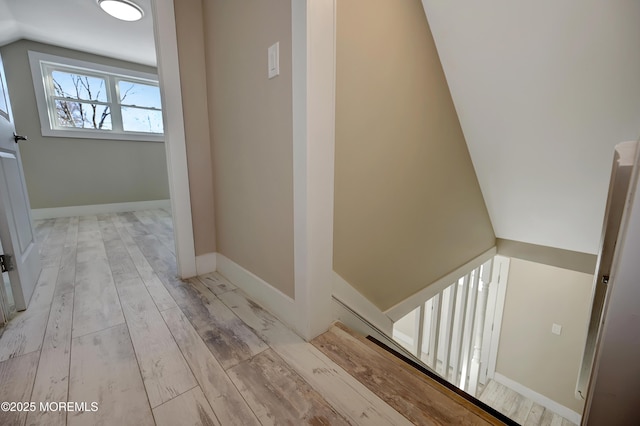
[0,40,169,209]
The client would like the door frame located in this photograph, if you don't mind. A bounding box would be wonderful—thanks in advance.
[151,0,196,278]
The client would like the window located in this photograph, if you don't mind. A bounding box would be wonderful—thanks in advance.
[29,51,164,142]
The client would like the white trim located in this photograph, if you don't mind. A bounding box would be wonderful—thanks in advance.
[493,372,582,425]
[291,0,337,340]
[27,51,164,143]
[391,329,414,349]
[216,253,299,333]
[486,255,510,381]
[385,247,498,322]
[332,271,394,336]
[31,199,170,220]
[151,0,196,279]
[195,253,217,275]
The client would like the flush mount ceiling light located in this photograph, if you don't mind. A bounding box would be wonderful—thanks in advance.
[98,0,144,22]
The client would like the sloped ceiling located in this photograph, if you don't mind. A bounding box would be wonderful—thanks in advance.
[0,0,155,66]
[421,0,640,254]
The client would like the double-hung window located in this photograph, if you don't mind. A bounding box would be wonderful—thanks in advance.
[29,51,164,142]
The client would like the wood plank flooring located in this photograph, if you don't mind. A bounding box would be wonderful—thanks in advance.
[478,379,577,426]
[0,210,424,425]
[2,209,545,425]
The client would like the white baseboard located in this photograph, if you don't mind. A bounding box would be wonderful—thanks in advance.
[215,253,300,336]
[195,253,217,275]
[31,199,171,220]
[332,272,394,336]
[493,372,582,424]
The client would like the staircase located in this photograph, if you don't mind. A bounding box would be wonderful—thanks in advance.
[311,322,514,425]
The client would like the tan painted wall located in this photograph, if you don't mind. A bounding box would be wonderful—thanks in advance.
[496,258,592,413]
[497,238,597,275]
[333,0,495,311]
[203,0,295,297]
[0,40,169,209]
[173,0,216,256]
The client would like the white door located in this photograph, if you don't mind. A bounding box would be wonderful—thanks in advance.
[0,53,41,311]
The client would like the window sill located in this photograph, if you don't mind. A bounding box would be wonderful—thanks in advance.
[40,127,164,143]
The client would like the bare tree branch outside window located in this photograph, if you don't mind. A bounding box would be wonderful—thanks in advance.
[52,72,122,130]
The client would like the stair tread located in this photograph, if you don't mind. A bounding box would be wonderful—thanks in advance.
[311,322,507,426]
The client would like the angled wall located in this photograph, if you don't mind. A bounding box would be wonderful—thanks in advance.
[333,0,495,311]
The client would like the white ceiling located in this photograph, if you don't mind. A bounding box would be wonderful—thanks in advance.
[0,0,156,66]
[422,0,640,254]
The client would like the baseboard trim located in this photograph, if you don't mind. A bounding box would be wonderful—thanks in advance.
[493,372,582,424]
[215,253,299,335]
[195,253,217,275]
[332,272,394,336]
[31,199,171,220]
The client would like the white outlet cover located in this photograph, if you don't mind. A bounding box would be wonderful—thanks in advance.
[268,42,279,79]
[552,323,562,335]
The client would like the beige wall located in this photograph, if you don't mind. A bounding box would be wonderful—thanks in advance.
[497,238,597,275]
[173,0,216,256]
[496,258,592,413]
[203,0,295,297]
[333,0,495,311]
[0,40,169,209]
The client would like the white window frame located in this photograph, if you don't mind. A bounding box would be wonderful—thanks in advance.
[28,51,164,142]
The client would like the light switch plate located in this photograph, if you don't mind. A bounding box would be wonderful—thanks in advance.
[268,42,279,79]
[552,323,562,335]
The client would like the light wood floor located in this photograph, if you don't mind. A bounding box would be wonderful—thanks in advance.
[478,379,577,426]
[0,210,419,425]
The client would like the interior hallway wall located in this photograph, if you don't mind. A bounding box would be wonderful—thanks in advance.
[333,0,495,311]
[496,258,592,413]
[203,0,295,297]
[173,0,216,256]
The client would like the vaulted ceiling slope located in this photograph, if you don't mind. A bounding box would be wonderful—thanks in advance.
[421,0,640,254]
[0,0,155,66]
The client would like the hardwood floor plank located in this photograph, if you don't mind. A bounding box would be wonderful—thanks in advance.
[313,324,498,425]
[496,387,519,415]
[0,267,58,362]
[72,259,124,338]
[34,218,55,244]
[0,352,39,426]
[197,273,237,296]
[132,211,175,254]
[103,238,141,282]
[153,386,219,426]
[39,217,70,267]
[524,403,545,426]
[228,349,350,426]
[161,307,260,426]
[26,289,74,426]
[218,289,413,425]
[479,380,499,405]
[540,408,555,426]
[550,413,565,426]
[507,393,534,424]
[113,277,197,408]
[68,324,154,426]
[111,215,176,311]
[160,276,268,370]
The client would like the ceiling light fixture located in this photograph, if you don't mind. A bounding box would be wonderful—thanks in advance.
[98,0,144,22]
